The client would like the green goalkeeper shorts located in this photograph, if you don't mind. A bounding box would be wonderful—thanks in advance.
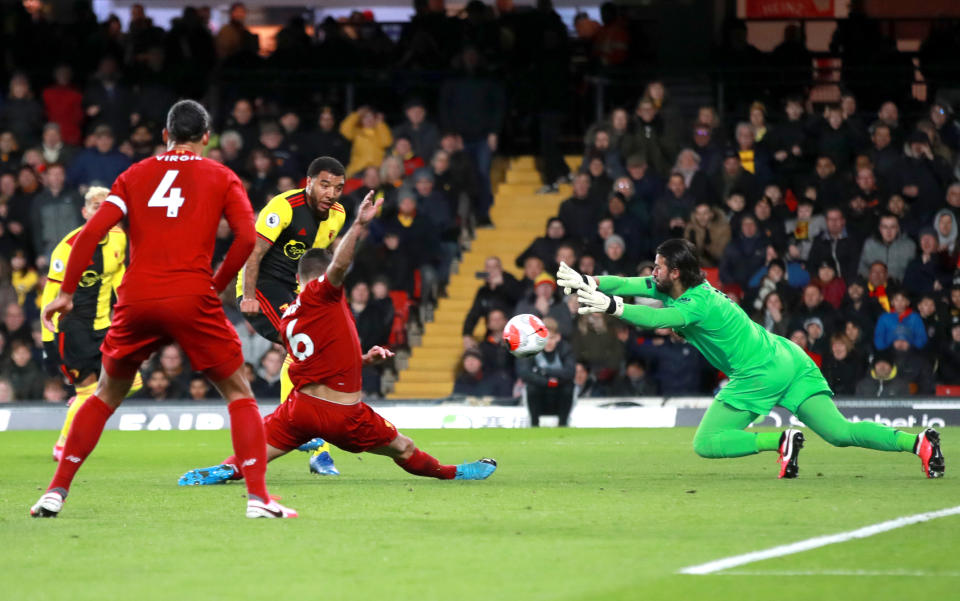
[715,337,832,416]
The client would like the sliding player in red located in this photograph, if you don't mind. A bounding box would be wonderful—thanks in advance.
[33,100,296,519]
[179,192,497,485]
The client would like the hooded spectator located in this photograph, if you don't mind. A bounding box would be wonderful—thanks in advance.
[684,202,730,268]
[903,228,952,296]
[856,352,909,397]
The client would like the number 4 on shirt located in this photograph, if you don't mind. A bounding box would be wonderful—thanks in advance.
[148,170,185,217]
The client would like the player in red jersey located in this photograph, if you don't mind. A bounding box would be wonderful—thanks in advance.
[178,192,497,485]
[32,100,296,519]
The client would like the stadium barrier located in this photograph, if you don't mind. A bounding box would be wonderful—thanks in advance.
[1,398,958,431]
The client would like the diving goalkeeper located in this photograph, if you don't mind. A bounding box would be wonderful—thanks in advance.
[558,238,944,479]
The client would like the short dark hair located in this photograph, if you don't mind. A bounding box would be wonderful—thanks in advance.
[655,238,705,289]
[298,248,333,281]
[307,156,345,178]
[166,99,210,143]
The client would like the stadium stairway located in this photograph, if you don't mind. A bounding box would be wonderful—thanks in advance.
[390,156,579,398]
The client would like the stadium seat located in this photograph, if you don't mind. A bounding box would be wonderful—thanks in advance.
[388,291,413,348]
[702,267,720,288]
[936,385,960,397]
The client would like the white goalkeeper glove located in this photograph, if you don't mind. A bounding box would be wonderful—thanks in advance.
[557,261,597,295]
[577,287,624,317]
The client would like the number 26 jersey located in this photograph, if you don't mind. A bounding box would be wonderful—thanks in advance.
[280,276,363,394]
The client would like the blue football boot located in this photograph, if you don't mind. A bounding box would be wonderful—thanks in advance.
[178,463,236,486]
[295,438,326,453]
[308,446,340,476]
[454,458,497,480]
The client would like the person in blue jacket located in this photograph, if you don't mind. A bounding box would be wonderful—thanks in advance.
[874,288,928,350]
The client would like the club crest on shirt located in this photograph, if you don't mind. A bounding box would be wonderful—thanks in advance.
[284,239,307,259]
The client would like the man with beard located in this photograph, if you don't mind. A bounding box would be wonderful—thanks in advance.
[558,239,944,479]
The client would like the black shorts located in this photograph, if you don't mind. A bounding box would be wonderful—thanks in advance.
[45,323,107,384]
[239,278,296,344]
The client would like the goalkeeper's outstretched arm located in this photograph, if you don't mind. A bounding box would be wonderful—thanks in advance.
[596,275,672,302]
[577,287,685,329]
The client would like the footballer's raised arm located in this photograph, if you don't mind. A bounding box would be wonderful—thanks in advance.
[326,190,381,288]
[213,176,256,293]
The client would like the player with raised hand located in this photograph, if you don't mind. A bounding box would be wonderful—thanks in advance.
[42,186,144,462]
[235,156,349,475]
[179,192,497,486]
[32,99,296,519]
[560,238,944,479]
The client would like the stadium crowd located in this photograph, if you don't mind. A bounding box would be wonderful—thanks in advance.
[2,1,960,402]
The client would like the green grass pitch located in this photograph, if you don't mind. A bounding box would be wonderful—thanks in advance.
[2,427,959,601]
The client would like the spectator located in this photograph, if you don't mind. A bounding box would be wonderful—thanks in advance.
[684,202,730,268]
[438,46,505,226]
[67,125,131,188]
[720,215,767,289]
[810,258,846,310]
[340,106,393,177]
[935,208,958,258]
[584,154,613,206]
[42,377,68,403]
[515,218,568,271]
[186,374,213,400]
[857,213,916,282]
[462,256,522,346]
[156,344,191,395]
[453,348,513,397]
[598,234,630,276]
[937,315,960,385]
[804,317,828,357]
[792,283,838,336]
[573,361,604,399]
[807,206,861,282]
[2,302,31,346]
[2,339,44,400]
[756,290,791,337]
[789,328,821,366]
[611,358,657,396]
[42,65,84,146]
[625,155,664,209]
[865,261,892,312]
[893,130,952,229]
[784,198,825,261]
[558,172,600,246]
[571,312,623,374]
[351,281,392,351]
[628,328,708,395]
[874,289,927,351]
[515,273,573,339]
[733,121,772,185]
[517,317,576,427]
[392,136,425,177]
[244,148,278,211]
[137,368,177,401]
[890,333,935,395]
[39,123,77,167]
[868,123,899,182]
[652,172,695,243]
[710,147,760,207]
[623,97,668,175]
[0,73,45,149]
[215,2,260,60]
[0,132,20,175]
[904,228,952,296]
[83,56,134,140]
[0,377,11,403]
[752,195,787,251]
[807,155,846,208]
[354,229,414,296]
[392,98,440,162]
[814,104,856,171]
[30,164,83,262]
[252,347,283,399]
[821,334,865,395]
[383,191,443,300]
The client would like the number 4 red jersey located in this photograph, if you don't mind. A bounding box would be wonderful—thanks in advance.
[102,149,254,302]
[280,276,363,394]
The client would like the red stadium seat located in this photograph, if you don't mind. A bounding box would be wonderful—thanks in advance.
[702,267,721,288]
[413,269,422,300]
[936,385,960,397]
[388,290,412,347]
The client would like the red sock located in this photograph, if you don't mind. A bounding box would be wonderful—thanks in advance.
[221,455,244,480]
[48,395,115,496]
[395,448,456,479]
[227,398,270,501]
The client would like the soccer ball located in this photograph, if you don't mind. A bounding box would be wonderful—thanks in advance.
[504,313,549,357]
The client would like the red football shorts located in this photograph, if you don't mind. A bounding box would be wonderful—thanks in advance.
[264,390,399,453]
[101,293,243,381]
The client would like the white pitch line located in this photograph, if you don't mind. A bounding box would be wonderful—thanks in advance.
[719,570,960,578]
[679,504,960,575]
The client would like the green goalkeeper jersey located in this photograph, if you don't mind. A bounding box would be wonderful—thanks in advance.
[597,275,782,378]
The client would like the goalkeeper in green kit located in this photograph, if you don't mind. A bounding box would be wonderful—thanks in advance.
[558,239,944,479]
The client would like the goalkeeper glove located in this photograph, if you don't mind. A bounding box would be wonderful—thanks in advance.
[577,287,624,317]
[557,261,597,295]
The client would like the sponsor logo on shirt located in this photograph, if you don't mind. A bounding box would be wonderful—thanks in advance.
[283,239,307,259]
[79,270,103,287]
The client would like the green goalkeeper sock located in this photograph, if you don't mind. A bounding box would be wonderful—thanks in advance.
[756,432,781,452]
[895,431,917,453]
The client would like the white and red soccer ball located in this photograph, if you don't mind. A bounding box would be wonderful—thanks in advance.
[504,313,549,357]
